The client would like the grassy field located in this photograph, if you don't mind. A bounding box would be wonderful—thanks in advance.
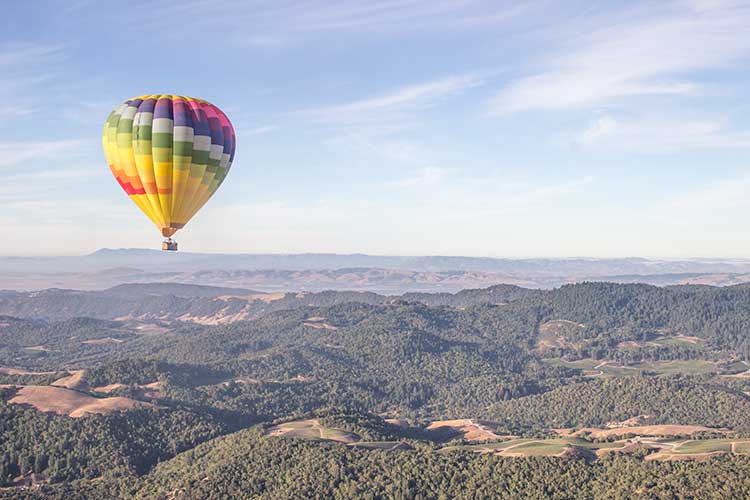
[673,440,732,454]
[503,441,568,456]
[442,436,750,460]
[267,419,361,444]
[320,427,359,442]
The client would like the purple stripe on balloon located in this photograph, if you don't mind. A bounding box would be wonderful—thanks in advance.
[138,98,157,114]
[207,117,224,145]
[154,97,174,119]
[173,99,193,127]
[222,126,233,154]
[188,102,210,136]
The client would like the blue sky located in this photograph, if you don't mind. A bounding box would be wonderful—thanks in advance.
[2,0,749,257]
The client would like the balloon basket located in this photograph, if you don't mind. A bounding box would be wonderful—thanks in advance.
[162,238,178,251]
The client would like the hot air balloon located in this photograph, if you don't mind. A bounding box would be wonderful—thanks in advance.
[102,95,236,251]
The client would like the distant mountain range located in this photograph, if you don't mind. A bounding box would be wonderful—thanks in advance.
[2,248,750,292]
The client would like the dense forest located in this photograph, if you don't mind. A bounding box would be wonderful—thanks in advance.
[3,282,750,498]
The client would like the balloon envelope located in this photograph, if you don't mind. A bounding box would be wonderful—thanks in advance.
[103,95,236,237]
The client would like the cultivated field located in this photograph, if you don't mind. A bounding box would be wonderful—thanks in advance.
[443,436,750,461]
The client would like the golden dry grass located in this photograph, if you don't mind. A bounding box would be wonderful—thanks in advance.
[7,385,151,418]
[51,370,86,390]
[92,383,126,393]
[92,381,163,398]
[576,424,726,439]
[427,419,505,441]
[217,292,285,303]
[303,319,337,330]
[0,367,55,375]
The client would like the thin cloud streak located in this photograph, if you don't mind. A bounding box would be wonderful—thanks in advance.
[126,0,536,43]
[573,113,750,150]
[491,1,750,112]
[296,75,483,125]
[0,140,87,168]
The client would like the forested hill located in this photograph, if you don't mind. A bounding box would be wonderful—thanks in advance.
[3,281,750,497]
[3,282,750,355]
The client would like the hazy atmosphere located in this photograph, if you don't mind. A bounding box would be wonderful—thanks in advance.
[4,0,750,257]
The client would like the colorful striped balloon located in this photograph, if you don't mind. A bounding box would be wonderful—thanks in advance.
[103,95,236,239]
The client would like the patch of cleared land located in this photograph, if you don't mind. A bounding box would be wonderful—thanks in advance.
[118,320,171,335]
[537,320,585,350]
[91,380,163,398]
[268,420,413,451]
[217,292,286,303]
[443,436,750,461]
[267,419,360,444]
[217,375,312,387]
[92,383,126,393]
[175,295,286,325]
[618,335,705,350]
[81,337,125,345]
[23,345,51,352]
[500,440,570,457]
[51,370,86,389]
[427,419,507,441]
[574,424,727,439]
[177,309,253,325]
[543,358,737,377]
[0,367,56,376]
[302,317,338,330]
[4,385,151,417]
[642,439,748,461]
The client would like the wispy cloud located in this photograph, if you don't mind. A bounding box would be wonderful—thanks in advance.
[0,42,67,119]
[297,75,483,129]
[0,42,65,67]
[573,113,750,150]
[0,140,86,169]
[491,1,750,113]
[0,105,34,120]
[128,0,534,45]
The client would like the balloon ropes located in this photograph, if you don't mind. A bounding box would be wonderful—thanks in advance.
[103,95,236,251]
